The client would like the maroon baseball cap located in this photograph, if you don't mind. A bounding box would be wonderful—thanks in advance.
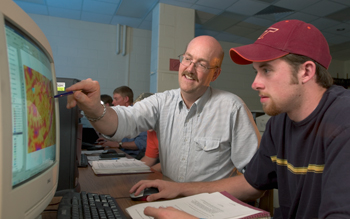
[230,20,332,69]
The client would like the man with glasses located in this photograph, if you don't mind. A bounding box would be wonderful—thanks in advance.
[66,35,260,182]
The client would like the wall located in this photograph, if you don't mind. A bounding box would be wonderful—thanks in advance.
[28,14,151,99]
[29,13,348,111]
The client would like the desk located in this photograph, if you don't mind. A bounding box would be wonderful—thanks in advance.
[42,158,170,218]
[79,166,170,198]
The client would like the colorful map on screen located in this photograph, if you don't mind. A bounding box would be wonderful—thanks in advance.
[24,65,56,153]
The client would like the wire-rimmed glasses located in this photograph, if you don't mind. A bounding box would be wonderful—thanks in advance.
[178,55,218,73]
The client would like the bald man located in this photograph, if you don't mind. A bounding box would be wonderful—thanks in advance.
[66,36,260,182]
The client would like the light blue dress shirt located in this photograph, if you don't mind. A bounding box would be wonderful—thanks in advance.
[108,87,260,182]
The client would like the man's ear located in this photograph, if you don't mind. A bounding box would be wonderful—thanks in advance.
[124,96,129,104]
[211,68,221,82]
[301,61,316,84]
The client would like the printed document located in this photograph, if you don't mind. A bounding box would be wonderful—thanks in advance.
[126,192,268,219]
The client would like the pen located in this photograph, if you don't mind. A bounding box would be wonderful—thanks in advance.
[54,90,83,98]
[54,91,74,98]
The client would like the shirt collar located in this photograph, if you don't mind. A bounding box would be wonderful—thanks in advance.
[178,87,212,114]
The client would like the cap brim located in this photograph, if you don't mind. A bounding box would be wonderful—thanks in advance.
[230,43,289,65]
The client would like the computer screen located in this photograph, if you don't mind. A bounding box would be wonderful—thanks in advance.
[0,1,59,218]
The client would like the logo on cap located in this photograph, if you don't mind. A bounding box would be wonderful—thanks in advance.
[258,27,278,39]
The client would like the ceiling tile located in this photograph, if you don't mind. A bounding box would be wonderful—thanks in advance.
[243,16,275,27]
[94,0,121,3]
[13,1,48,15]
[202,11,247,31]
[326,7,350,22]
[195,28,220,37]
[116,0,158,19]
[138,20,152,30]
[195,10,216,24]
[322,32,338,45]
[236,21,265,30]
[283,12,318,23]
[245,29,266,40]
[196,0,237,10]
[191,4,224,15]
[322,22,350,34]
[327,35,350,44]
[144,12,153,22]
[14,0,45,4]
[48,7,81,20]
[82,0,119,15]
[274,0,320,10]
[159,0,194,8]
[110,15,143,27]
[331,0,350,6]
[300,0,348,17]
[234,37,255,45]
[46,0,83,10]
[215,32,241,42]
[225,25,258,37]
[309,17,342,30]
[226,0,269,16]
[81,12,113,24]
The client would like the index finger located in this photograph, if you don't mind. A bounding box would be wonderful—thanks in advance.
[129,180,151,195]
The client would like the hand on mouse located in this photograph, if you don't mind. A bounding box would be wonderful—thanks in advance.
[130,179,183,202]
[144,206,198,219]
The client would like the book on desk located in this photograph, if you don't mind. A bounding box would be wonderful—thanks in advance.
[89,158,152,175]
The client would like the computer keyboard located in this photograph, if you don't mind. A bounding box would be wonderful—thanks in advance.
[57,191,127,219]
[78,154,88,168]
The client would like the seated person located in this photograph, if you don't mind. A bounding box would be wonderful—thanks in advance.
[99,87,148,157]
[129,20,350,218]
[66,36,260,183]
[141,130,161,172]
[100,94,113,106]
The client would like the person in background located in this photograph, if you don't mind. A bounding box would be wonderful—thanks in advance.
[140,130,161,172]
[99,86,147,158]
[130,20,350,219]
[112,86,133,107]
[100,94,113,106]
[66,35,260,183]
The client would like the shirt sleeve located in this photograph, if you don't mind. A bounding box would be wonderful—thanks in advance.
[319,126,350,218]
[102,94,161,141]
[133,131,147,151]
[230,103,261,172]
[244,119,278,190]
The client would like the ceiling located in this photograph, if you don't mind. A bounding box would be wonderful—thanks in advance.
[12,0,350,61]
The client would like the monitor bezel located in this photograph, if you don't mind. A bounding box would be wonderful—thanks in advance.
[0,1,60,218]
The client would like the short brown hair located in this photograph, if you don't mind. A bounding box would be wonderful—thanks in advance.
[281,54,333,88]
[100,94,113,106]
[113,86,134,104]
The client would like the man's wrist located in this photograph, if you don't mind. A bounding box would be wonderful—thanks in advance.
[85,101,106,122]
[119,141,123,149]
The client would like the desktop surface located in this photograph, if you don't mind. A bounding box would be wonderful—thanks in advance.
[41,150,170,218]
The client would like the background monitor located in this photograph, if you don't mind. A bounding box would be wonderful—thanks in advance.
[0,1,60,218]
[55,77,81,195]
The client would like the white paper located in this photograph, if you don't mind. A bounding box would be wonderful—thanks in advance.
[91,158,151,174]
[81,150,105,155]
[126,192,263,219]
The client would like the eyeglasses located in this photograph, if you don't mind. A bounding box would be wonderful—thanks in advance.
[178,55,218,73]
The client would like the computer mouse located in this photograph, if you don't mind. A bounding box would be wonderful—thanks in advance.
[130,187,159,201]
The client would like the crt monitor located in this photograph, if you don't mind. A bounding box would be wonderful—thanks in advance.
[0,1,60,219]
